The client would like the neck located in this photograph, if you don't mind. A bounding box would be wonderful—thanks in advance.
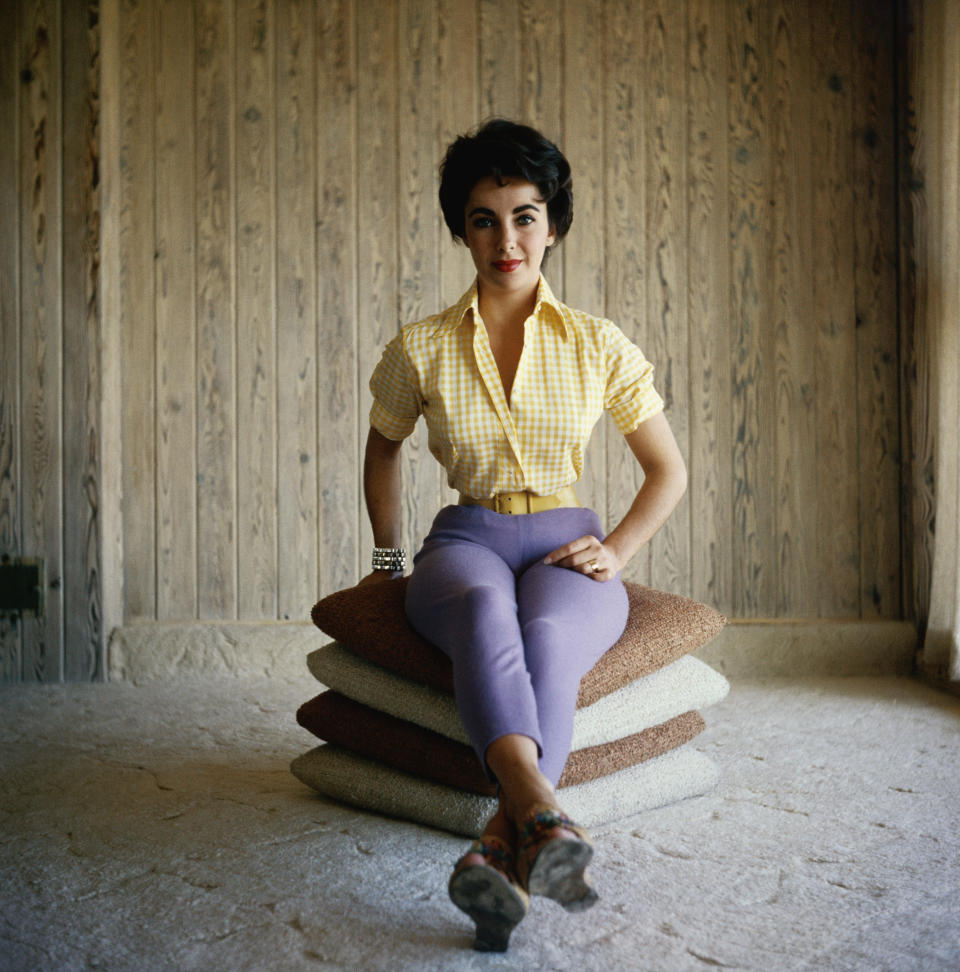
[476,278,540,329]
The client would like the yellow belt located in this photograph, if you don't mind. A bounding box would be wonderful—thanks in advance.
[458,485,580,515]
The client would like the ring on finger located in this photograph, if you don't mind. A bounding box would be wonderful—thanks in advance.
[586,559,601,574]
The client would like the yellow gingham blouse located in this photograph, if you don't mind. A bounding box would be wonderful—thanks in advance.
[369,276,664,498]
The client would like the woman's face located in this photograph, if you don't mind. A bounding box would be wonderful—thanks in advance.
[462,177,556,298]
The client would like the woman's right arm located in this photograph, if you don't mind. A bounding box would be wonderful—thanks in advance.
[359,426,405,585]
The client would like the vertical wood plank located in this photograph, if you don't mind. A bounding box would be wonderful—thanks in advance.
[235,0,276,618]
[561,0,605,518]
[61,0,103,679]
[196,0,237,619]
[852,0,900,618]
[437,0,478,314]
[397,0,443,553]
[479,0,520,119]
[98,0,125,649]
[20,0,64,680]
[356,0,398,575]
[519,0,561,132]
[519,0,563,297]
[898,0,933,629]
[275,0,317,619]
[645,0,690,592]
[154,0,197,618]
[0,0,23,679]
[603,0,648,585]
[771,0,817,616]
[728,0,775,615]
[925,0,960,676]
[118,0,157,620]
[315,0,358,595]
[687,0,732,614]
[810,0,859,616]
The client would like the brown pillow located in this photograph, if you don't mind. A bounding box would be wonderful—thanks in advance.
[311,578,725,708]
[296,690,706,795]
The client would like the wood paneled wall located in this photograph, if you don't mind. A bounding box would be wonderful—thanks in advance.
[899,0,959,674]
[109,0,903,626]
[1,0,103,681]
[2,0,911,680]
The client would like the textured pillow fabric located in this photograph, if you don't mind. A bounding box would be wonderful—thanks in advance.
[311,578,725,707]
[306,643,730,749]
[290,743,721,837]
[297,690,707,795]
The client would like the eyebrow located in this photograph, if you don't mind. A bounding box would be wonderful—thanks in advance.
[467,203,541,218]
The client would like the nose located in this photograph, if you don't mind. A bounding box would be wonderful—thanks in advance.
[497,223,517,252]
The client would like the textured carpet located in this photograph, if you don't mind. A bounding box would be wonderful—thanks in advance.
[2,676,958,971]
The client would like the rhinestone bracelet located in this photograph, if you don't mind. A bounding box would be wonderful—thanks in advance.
[371,547,406,572]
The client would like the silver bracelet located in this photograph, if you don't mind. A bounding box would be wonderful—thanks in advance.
[372,547,406,572]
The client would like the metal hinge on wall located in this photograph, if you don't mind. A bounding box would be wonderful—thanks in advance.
[0,557,44,618]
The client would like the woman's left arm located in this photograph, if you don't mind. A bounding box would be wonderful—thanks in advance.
[543,411,687,581]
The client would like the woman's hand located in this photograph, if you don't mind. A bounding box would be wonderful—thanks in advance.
[542,536,622,582]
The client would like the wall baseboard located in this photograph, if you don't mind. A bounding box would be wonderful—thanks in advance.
[108,618,919,684]
[696,620,917,677]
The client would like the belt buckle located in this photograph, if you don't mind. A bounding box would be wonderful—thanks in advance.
[495,492,525,515]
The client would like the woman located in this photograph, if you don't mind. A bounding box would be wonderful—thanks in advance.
[362,120,686,951]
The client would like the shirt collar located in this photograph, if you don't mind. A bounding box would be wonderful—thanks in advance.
[434,275,570,338]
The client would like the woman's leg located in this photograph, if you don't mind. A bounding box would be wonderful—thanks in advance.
[516,561,629,785]
[405,539,544,775]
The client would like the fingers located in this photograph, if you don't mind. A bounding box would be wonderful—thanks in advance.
[543,536,612,581]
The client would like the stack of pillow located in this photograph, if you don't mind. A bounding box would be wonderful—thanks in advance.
[291,579,728,837]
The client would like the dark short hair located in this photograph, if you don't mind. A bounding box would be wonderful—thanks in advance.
[438,119,574,245]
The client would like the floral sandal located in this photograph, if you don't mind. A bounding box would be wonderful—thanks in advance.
[448,834,530,952]
[517,804,598,912]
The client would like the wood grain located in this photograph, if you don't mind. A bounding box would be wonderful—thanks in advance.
[98,0,125,654]
[0,0,905,662]
[852,0,900,618]
[645,0,690,593]
[898,0,933,631]
[561,0,605,520]
[196,0,237,619]
[479,0,520,119]
[356,1,398,581]
[235,0,277,618]
[20,0,64,680]
[436,0,478,312]
[397,0,444,553]
[315,0,359,595]
[687,0,732,615]
[521,0,562,298]
[118,0,157,621]
[154,0,197,619]
[728,0,774,615]
[0,0,23,680]
[603,0,648,586]
[810,0,859,617]
[770,0,816,616]
[61,0,102,679]
[275,0,317,620]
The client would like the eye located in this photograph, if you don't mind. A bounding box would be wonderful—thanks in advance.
[516,213,535,226]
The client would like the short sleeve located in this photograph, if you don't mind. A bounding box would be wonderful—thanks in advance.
[369,333,422,441]
[603,323,665,435]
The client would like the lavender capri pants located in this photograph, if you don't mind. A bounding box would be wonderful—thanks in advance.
[404,503,629,786]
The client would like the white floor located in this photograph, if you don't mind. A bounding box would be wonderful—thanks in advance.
[1,674,958,971]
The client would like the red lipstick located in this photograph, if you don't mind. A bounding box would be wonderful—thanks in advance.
[493,260,522,272]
